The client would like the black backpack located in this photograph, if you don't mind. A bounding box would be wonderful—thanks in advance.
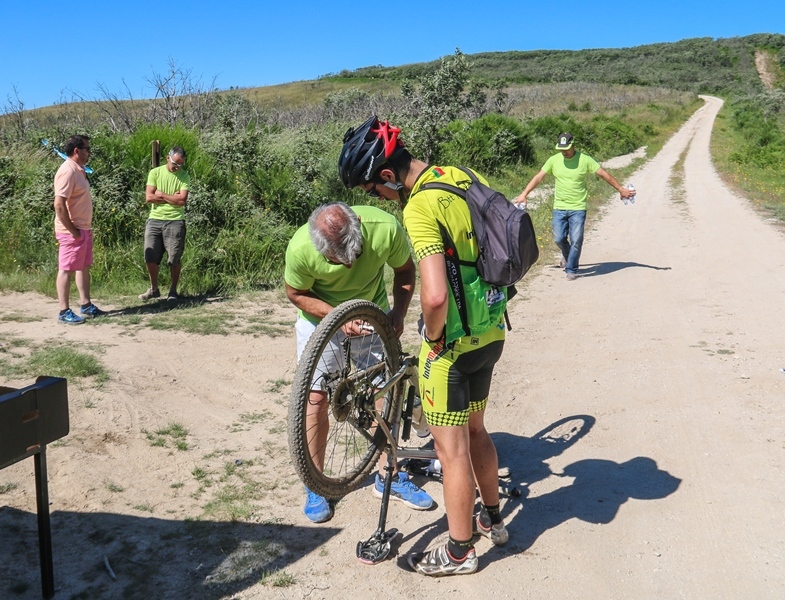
[417,166,539,287]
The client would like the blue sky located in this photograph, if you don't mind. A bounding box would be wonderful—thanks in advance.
[2,1,782,110]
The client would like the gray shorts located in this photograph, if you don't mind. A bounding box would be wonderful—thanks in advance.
[144,219,186,266]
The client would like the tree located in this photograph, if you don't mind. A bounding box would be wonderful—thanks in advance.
[400,49,472,162]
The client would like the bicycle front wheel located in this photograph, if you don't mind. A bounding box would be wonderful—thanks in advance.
[288,300,402,500]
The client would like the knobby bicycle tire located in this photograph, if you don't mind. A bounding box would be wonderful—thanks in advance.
[288,300,403,499]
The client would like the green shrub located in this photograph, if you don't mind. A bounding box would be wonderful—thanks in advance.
[441,113,535,173]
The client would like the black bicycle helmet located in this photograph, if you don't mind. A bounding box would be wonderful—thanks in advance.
[338,115,404,188]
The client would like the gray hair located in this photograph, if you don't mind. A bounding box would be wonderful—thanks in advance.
[168,146,186,160]
[308,202,362,264]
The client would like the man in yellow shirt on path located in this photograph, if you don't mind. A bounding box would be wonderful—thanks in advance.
[515,133,634,280]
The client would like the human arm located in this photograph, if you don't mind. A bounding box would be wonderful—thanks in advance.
[145,184,189,206]
[286,283,381,336]
[53,196,81,238]
[595,167,634,200]
[387,257,416,338]
[417,253,449,342]
[285,283,334,322]
[514,170,547,207]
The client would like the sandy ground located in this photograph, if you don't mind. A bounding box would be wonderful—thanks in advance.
[2,95,785,599]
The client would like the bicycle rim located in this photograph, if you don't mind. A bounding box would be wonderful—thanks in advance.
[288,300,402,499]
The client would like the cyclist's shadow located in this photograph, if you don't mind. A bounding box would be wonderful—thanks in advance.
[491,415,681,554]
[398,415,680,567]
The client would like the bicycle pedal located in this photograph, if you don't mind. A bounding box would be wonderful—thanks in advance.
[356,528,399,564]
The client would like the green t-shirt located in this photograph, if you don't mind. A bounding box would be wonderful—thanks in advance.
[146,165,190,220]
[284,205,411,324]
[542,151,600,210]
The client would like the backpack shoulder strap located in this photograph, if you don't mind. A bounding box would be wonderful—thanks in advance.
[417,181,466,198]
[455,166,480,184]
[437,221,470,340]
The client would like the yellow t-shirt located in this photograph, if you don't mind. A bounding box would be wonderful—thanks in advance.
[542,151,600,210]
[403,166,506,347]
[146,165,190,220]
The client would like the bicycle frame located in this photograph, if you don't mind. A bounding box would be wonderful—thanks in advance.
[357,351,437,564]
[370,353,436,463]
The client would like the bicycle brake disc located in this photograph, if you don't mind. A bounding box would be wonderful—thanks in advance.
[331,379,354,422]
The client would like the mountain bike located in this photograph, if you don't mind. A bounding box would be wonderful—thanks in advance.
[287,299,520,563]
[287,299,438,563]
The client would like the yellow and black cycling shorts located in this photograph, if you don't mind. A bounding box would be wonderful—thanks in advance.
[417,337,505,427]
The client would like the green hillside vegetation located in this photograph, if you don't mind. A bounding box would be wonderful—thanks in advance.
[0,34,782,301]
[339,34,785,94]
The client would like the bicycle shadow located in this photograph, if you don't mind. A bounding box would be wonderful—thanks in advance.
[396,415,681,570]
[576,261,672,277]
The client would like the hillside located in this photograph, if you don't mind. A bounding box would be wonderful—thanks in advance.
[330,34,785,96]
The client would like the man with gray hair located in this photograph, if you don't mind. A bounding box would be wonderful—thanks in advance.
[139,146,190,301]
[284,202,433,523]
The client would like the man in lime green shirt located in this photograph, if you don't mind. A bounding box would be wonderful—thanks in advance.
[515,133,634,280]
[139,146,190,301]
[285,202,433,523]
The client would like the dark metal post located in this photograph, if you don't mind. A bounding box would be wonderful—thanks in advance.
[34,449,54,599]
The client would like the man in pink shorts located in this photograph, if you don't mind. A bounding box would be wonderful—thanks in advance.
[53,135,106,324]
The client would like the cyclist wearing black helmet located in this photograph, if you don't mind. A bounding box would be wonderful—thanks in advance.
[340,117,510,577]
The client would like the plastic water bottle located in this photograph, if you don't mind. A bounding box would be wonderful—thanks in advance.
[411,396,431,438]
[626,183,636,204]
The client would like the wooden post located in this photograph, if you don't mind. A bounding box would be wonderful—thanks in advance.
[152,140,160,168]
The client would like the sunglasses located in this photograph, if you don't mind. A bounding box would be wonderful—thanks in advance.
[324,248,363,266]
[169,157,185,168]
[364,181,399,198]
[78,146,91,152]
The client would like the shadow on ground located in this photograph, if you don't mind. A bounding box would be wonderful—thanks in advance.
[494,415,681,559]
[394,415,681,572]
[98,293,229,318]
[0,508,338,599]
[578,262,672,277]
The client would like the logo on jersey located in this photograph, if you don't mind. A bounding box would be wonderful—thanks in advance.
[431,167,445,178]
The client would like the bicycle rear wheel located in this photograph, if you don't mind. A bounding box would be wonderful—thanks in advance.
[288,300,402,500]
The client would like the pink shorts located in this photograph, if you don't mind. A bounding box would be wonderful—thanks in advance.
[56,229,93,271]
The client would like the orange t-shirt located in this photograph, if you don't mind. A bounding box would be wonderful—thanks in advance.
[54,158,92,234]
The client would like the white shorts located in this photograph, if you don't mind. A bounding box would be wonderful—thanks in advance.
[295,317,385,391]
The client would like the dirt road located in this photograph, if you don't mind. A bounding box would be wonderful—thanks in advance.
[1,95,784,599]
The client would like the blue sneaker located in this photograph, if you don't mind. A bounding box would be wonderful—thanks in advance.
[80,303,107,318]
[374,472,433,510]
[58,308,85,325]
[303,488,333,523]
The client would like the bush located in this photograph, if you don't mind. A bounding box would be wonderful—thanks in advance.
[186,211,293,292]
[440,113,535,173]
